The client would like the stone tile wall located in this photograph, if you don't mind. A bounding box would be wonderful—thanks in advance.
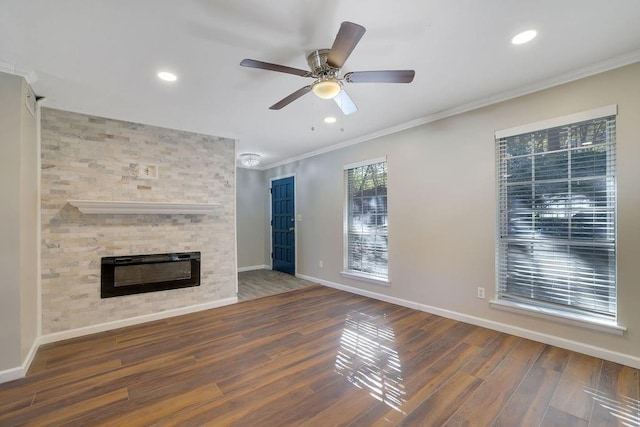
[40,108,236,334]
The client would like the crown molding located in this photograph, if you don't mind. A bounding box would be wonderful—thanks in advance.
[261,50,640,171]
[0,60,38,84]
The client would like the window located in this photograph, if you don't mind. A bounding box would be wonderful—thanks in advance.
[344,158,388,282]
[496,106,617,322]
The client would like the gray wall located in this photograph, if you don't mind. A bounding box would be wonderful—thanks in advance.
[236,167,268,269]
[263,63,640,364]
[0,72,38,372]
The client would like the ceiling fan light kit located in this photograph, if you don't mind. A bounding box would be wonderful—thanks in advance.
[240,21,415,115]
[311,77,342,99]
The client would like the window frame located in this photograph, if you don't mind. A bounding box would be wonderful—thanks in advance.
[342,156,390,285]
[493,105,623,333]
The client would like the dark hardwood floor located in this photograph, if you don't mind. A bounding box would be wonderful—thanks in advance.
[0,284,638,426]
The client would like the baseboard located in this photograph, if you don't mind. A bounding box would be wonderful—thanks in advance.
[238,264,270,273]
[22,339,39,375]
[37,296,237,346]
[0,296,239,385]
[0,337,42,384]
[297,274,640,369]
[0,366,24,384]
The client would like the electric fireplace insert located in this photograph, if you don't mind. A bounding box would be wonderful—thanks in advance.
[101,252,200,298]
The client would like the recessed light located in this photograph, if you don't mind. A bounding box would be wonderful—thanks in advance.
[157,71,177,82]
[511,30,537,45]
[324,116,337,124]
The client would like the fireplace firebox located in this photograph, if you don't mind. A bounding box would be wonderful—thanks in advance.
[101,252,200,298]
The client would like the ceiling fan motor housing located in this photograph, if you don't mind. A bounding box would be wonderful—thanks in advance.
[307,49,338,78]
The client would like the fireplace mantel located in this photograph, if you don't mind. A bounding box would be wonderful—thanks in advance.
[67,199,221,215]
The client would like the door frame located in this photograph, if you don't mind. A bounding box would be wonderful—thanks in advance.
[269,173,297,275]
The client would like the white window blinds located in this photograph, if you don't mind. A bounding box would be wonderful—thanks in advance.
[345,159,388,279]
[496,111,617,320]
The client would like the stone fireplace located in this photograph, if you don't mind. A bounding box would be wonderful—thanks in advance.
[40,108,237,335]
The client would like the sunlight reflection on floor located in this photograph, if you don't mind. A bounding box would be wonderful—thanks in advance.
[585,387,640,426]
[334,311,406,412]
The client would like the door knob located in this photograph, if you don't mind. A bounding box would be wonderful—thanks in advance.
[289,227,295,231]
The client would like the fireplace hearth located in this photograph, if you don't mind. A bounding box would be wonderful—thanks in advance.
[101,252,200,298]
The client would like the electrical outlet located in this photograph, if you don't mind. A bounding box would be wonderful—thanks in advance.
[319,260,324,268]
[477,287,486,299]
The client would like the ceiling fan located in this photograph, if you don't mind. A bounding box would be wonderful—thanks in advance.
[240,21,415,115]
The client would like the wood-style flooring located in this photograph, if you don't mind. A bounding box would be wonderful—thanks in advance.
[0,284,638,426]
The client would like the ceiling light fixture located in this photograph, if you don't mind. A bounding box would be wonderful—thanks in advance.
[311,77,342,99]
[157,71,177,82]
[511,30,537,45]
[324,116,337,124]
[240,153,261,167]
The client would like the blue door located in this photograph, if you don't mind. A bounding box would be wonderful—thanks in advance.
[271,176,295,275]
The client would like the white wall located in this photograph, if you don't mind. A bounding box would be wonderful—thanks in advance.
[236,167,268,269]
[0,72,23,373]
[19,78,38,362]
[0,72,38,376]
[263,63,640,367]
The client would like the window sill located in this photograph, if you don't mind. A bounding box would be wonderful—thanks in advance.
[341,271,390,286]
[490,299,626,336]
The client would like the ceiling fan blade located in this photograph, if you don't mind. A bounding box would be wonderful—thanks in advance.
[269,86,312,110]
[327,22,366,69]
[240,59,311,77]
[345,70,415,83]
[334,90,358,115]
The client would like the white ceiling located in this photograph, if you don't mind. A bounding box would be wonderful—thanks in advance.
[1,1,639,168]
